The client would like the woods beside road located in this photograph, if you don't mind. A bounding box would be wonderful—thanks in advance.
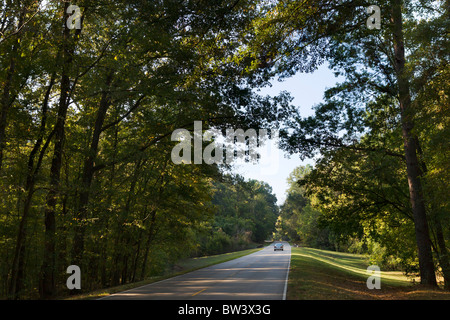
[0,0,449,300]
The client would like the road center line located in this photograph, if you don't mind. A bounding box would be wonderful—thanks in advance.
[192,288,207,296]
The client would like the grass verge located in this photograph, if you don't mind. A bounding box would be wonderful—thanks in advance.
[288,246,450,300]
[65,247,262,300]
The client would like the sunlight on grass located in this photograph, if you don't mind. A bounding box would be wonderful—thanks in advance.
[290,247,420,300]
[288,246,450,300]
[293,247,414,286]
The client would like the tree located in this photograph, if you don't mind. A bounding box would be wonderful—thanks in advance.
[278,165,332,248]
[1,0,292,299]
[209,174,278,251]
[247,0,448,287]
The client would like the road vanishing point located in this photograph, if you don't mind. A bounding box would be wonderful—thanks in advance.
[99,242,291,300]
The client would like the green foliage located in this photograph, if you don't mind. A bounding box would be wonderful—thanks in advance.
[0,0,288,299]
[1,0,448,299]
[276,165,333,249]
[250,0,449,286]
[200,174,279,254]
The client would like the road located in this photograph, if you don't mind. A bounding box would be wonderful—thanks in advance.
[99,242,291,300]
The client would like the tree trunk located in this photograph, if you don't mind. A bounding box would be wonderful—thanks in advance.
[9,71,56,299]
[40,2,82,298]
[391,0,437,287]
[131,229,143,283]
[0,54,14,172]
[0,38,19,172]
[433,217,450,289]
[72,72,113,270]
[0,1,31,171]
[416,139,450,289]
[140,210,157,280]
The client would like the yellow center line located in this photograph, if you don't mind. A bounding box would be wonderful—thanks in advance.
[192,288,207,296]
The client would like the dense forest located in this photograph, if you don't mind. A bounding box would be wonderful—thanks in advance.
[0,0,448,299]
[0,0,287,299]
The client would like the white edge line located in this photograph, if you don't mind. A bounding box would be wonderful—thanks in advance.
[282,244,291,301]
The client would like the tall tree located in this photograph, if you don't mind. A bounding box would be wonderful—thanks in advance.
[5,0,58,299]
[40,1,85,298]
[245,0,448,286]
[1,0,294,299]
[391,0,436,287]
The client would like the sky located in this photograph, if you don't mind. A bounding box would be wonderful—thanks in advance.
[232,64,341,206]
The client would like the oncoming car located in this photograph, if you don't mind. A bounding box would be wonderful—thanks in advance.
[274,243,284,251]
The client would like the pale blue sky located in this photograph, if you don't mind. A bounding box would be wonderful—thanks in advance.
[233,63,341,205]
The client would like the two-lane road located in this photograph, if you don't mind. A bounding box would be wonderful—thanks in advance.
[100,242,291,300]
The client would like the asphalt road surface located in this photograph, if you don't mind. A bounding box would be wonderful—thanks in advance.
[99,242,291,300]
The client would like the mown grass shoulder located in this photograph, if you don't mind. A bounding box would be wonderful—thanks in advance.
[287,247,450,300]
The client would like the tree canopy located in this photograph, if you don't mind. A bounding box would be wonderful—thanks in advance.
[0,0,448,298]
[257,0,449,288]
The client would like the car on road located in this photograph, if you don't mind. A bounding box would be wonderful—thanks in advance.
[274,243,284,251]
